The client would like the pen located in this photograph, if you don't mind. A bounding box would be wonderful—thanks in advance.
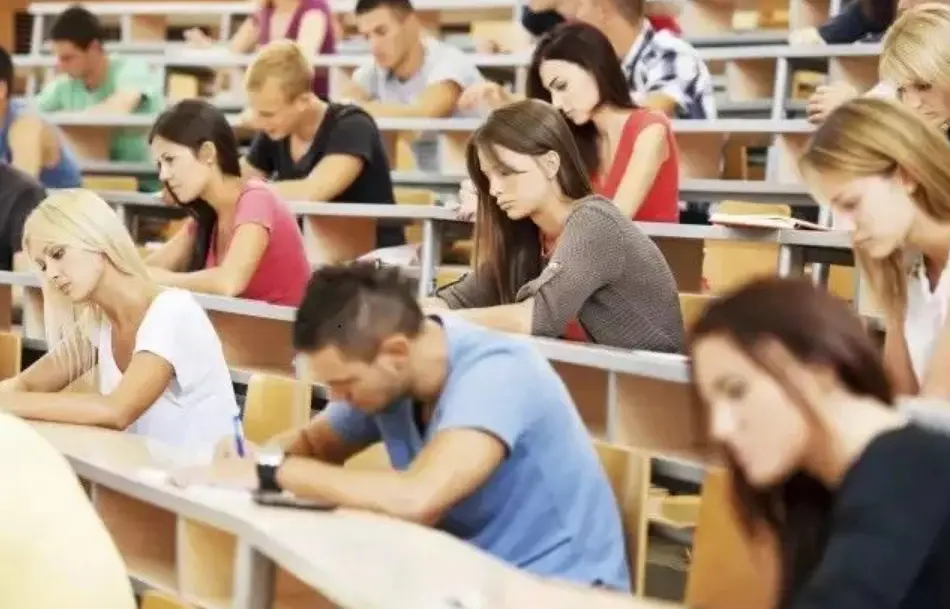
[233,414,246,458]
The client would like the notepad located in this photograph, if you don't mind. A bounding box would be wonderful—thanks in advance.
[710,213,829,231]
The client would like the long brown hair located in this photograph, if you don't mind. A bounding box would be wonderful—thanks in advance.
[799,97,950,316]
[465,99,593,303]
[526,22,637,176]
[689,277,895,609]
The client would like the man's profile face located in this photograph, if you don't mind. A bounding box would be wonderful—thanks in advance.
[51,40,94,80]
[246,77,303,140]
[305,340,412,413]
[356,6,412,70]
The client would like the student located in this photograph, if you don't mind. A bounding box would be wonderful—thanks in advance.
[173,261,631,591]
[0,413,136,609]
[878,3,950,133]
[689,277,950,609]
[572,0,714,119]
[0,163,46,270]
[242,40,406,249]
[184,0,335,99]
[800,98,950,399]
[341,0,485,171]
[0,190,237,452]
[428,100,683,352]
[805,0,950,124]
[35,7,163,189]
[0,47,82,188]
[459,23,679,223]
[147,98,311,306]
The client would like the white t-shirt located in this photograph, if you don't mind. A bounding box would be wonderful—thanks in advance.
[352,37,485,171]
[97,289,238,452]
[904,259,950,382]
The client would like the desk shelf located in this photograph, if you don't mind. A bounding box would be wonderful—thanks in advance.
[94,486,178,595]
[179,519,237,609]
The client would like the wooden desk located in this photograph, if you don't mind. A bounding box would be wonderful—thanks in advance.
[31,420,546,609]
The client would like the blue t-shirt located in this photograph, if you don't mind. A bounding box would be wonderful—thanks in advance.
[323,315,631,590]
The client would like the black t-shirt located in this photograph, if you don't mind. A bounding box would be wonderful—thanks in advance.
[246,103,405,248]
[0,163,46,270]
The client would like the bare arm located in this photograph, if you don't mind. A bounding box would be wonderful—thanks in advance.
[229,17,260,54]
[918,316,950,400]
[1,352,174,430]
[451,299,534,334]
[295,11,328,56]
[274,416,370,465]
[10,331,95,394]
[149,223,269,297]
[145,220,196,271]
[86,90,148,115]
[359,81,463,119]
[270,154,364,201]
[883,319,921,396]
[610,123,670,218]
[276,428,505,525]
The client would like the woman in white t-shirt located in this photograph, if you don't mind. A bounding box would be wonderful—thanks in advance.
[800,97,950,399]
[0,189,238,451]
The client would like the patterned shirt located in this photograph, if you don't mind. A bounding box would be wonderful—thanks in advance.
[622,21,717,120]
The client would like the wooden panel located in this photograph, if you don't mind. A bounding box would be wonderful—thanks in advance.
[551,361,607,438]
[179,520,237,609]
[615,375,703,458]
[207,312,295,374]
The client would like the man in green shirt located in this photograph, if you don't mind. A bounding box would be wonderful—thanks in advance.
[36,6,163,188]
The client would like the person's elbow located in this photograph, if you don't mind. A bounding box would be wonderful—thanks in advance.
[380,479,451,526]
[96,396,140,430]
[215,273,249,298]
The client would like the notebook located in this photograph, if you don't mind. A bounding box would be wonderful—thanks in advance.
[709,213,829,231]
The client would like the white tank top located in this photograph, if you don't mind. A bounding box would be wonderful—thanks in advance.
[904,259,950,382]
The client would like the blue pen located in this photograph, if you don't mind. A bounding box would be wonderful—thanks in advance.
[233,414,246,458]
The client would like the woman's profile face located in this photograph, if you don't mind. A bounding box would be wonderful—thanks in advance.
[476,144,557,220]
[692,334,812,488]
[898,80,950,129]
[150,136,214,204]
[538,59,601,125]
[27,240,106,303]
[804,167,918,260]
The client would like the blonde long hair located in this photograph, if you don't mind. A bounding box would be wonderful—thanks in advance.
[22,190,151,380]
[880,3,950,93]
[799,97,950,316]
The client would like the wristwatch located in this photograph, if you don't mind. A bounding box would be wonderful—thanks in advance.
[256,446,286,493]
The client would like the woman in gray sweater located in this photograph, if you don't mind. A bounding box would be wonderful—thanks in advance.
[425,99,683,353]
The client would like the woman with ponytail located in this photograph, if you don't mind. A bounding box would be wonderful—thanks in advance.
[800,97,950,399]
[147,99,310,306]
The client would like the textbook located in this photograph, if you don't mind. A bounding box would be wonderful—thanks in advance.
[709,213,829,231]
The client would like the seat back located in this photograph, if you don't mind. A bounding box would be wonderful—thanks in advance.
[140,590,194,609]
[242,373,312,444]
[0,331,21,381]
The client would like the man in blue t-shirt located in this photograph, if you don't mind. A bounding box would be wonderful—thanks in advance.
[180,262,630,590]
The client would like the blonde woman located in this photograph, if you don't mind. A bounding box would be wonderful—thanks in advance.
[879,2,950,132]
[800,97,950,399]
[0,190,238,451]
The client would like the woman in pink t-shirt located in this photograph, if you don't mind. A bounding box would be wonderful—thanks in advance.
[145,99,310,306]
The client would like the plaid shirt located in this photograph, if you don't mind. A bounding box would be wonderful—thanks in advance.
[622,22,717,120]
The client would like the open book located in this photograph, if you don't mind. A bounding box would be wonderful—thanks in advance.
[710,213,829,231]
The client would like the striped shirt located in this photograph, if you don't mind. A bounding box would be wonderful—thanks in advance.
[622,21,717,120]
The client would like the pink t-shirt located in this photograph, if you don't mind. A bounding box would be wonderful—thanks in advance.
[206,180,310,306]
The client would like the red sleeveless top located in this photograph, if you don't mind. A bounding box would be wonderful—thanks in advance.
[556,109,681,343]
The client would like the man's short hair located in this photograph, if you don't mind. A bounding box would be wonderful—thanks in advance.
[354,0,415,16]
[49,5,105,49]
[293,262,425,360]
[610,0,644,23]
[0,47,12,96]
[244,40,314,100]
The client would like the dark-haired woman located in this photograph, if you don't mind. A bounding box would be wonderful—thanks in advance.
[426,99,683,352]
[146,99,311,306]
[459,22,679,223]
[690,277,950,609]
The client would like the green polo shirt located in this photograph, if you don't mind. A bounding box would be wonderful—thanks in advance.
[35,55,163,184]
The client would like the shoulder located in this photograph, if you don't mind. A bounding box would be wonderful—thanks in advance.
[441,314,537,366]
[843,425,950,500]
[647,29,703,60]
[146,289,206,324]
[564,195,627,229]
[111,55,149,75]
[329,104,376,128]
[426,38,475,67]
[240,179,283,206]
[630,108,672,129]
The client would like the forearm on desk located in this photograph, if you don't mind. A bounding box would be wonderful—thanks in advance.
[452,300,534,334]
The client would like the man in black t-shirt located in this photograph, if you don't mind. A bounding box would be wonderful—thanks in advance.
[0,163,46,270]
[240,41,405,248]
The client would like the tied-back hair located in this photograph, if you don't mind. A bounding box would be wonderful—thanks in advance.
[880,3,950,98]
[526,22,637,177]
[799,97,950,316]
[22,190,152,384]
[465,99,593,303]
[149,99,243,271]
[688,277,895,609]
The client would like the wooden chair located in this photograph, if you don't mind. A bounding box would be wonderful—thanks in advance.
[140,590,194,609]
[0,331,21,381]
[593,440,651,594]
[703,201,789,294]
[685,468,778,609]
[242,373,312,445]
